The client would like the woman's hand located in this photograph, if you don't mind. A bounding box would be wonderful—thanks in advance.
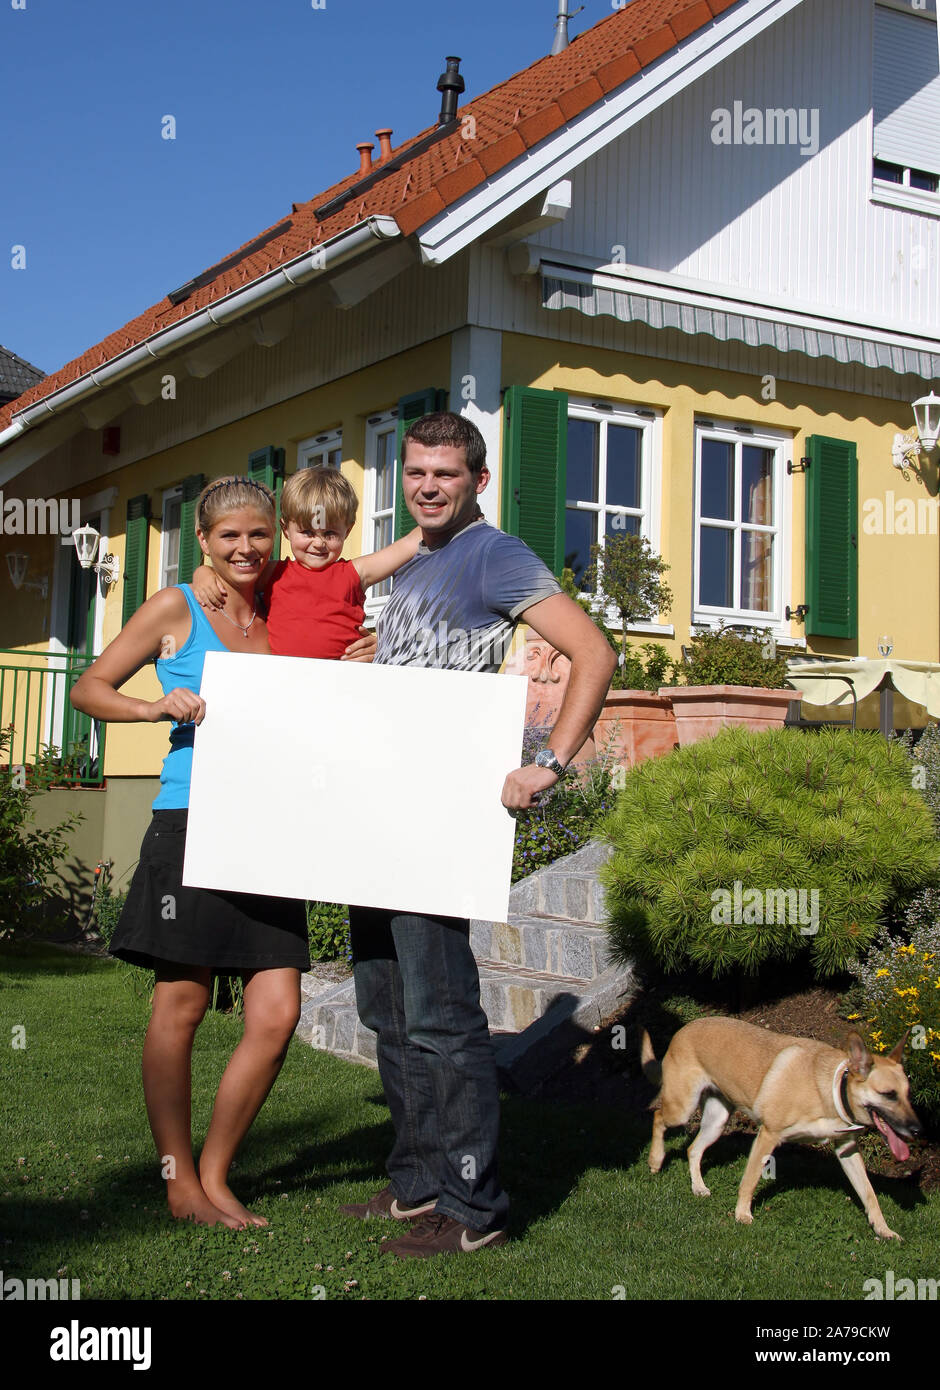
[147,687,207,724]
[341,625,378,663]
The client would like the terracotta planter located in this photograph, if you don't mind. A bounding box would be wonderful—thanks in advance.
[664,685,797,745]
[593,689,677,766]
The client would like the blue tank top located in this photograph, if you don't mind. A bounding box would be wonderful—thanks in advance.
[152,585,229,809]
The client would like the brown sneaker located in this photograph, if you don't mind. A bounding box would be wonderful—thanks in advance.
[338,1185,438,1221]
[381,1213,508,1259]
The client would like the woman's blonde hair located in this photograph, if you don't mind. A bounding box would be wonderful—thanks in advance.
[280,467,357,532]
[196,476,277,534]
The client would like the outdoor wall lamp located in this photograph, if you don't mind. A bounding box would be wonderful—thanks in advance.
[72,524,120,587]
[893,390,940,472]
[913,391,940,453]
[5,550,49,599]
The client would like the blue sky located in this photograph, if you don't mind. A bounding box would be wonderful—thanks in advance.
[0,0,606,378]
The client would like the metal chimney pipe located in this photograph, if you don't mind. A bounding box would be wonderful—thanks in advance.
[436,56,465,126]
[551,0,570,55]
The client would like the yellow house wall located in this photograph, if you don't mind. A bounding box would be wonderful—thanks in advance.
[89,336,451,776]
[501,333,939,667]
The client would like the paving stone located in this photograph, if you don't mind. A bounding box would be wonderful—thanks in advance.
[493,921,522,965]
[332,1006,357,1056]
[540,873,568,918]
[564,876,590,921]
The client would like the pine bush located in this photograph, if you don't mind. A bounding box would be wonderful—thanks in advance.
[600,726,940,980]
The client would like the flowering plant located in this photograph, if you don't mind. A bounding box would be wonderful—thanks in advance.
[512,721,617,882]
[847,896,940,1122]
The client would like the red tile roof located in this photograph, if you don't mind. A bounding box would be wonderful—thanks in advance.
[0,0,732,436]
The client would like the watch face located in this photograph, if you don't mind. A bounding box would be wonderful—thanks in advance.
[535,750,561,771]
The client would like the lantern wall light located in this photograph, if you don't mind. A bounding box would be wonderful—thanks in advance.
[5,551,48,599]
[891,390,940,473]
[72,525,120,587]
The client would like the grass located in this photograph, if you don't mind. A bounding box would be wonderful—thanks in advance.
[3,943,940,1301]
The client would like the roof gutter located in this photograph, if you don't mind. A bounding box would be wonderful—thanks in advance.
[0,215,400,454]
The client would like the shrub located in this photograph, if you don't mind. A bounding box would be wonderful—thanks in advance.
[0,726,81,940]
[681,626,789,689]
[895,723,940,835]
[307,900,350,962]
[512,724,616,882]
[600,726,940,980]
[93,883,127,947]
[615,641,678,693]
[847,907,940,1123]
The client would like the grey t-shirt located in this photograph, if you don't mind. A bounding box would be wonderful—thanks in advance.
[375,519,562,672]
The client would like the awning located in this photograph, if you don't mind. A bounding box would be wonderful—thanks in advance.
[786,658,940,721]
[541,270,940,381]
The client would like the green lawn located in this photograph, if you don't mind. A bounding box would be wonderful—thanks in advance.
[2,943,938,1302]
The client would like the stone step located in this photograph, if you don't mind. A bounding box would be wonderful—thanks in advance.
[470,917,612,980]
[477,960,596,1034]
[508,842,613,924]
[296,955,613,1067]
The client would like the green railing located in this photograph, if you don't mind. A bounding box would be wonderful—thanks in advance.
[0,648,106,786]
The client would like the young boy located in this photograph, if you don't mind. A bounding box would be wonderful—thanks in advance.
[192,467,420,655]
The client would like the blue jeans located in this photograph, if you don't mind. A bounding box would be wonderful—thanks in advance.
[350,906,509,1233]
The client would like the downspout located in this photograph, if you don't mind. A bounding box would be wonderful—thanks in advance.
[0,216,401,453]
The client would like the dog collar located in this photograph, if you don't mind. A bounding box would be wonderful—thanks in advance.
[832,1061,864,1130]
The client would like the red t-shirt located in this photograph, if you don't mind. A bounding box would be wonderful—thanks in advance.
[265,558,366,659]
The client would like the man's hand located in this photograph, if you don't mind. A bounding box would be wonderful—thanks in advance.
[191,565,228,610]
[341,625,378,662]
[501,763,558,811]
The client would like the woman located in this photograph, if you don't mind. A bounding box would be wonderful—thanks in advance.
[71,475,372,1229]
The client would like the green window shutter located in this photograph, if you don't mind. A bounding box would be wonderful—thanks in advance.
[501,385,568,574]
[805,435,858,638]
[248,447,286,559]
[121,493,151,625]
[177,474,206,585]
[394,389,447,539]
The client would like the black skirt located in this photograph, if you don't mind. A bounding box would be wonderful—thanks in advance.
[110,809,310,973]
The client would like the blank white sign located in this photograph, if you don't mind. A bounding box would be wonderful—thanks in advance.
[183,651,528,922]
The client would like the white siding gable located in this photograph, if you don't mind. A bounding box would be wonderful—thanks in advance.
[534,0,939,333]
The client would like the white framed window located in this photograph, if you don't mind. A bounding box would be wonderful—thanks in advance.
[160,486,183,589]
[297,428,342,471]
[565,399,665,629]
[362,408,399,613]
[693,421,792,633]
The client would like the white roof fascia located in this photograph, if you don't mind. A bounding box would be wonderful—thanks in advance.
[416,0,809,266]
[0,216,401,474]
[546,261,940,358]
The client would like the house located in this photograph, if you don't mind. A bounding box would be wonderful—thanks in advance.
[1,0,938,899]
[0,347,43,408]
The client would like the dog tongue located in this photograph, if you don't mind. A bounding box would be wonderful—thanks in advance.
[873,1110,910,1162]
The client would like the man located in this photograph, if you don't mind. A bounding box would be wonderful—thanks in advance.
[340,411,617,1257]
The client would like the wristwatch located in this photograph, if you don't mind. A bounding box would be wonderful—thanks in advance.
[535,748,567,776]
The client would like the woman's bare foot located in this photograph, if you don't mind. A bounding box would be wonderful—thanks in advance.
[200,1179,268,1228]
[168,1184,245,1229]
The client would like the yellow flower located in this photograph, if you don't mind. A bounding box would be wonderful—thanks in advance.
[846,1013,860,1020]
[876,969,890,977]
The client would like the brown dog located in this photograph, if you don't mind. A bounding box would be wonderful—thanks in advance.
[642,1017,921,1240]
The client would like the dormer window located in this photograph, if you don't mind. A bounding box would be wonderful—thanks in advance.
[872,3,940,210]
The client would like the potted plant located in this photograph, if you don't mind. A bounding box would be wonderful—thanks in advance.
[574,534,679,766]
[666,625,796,745]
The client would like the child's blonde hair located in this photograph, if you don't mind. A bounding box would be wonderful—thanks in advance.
[281,467,357,532]
[196,475,276,533]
